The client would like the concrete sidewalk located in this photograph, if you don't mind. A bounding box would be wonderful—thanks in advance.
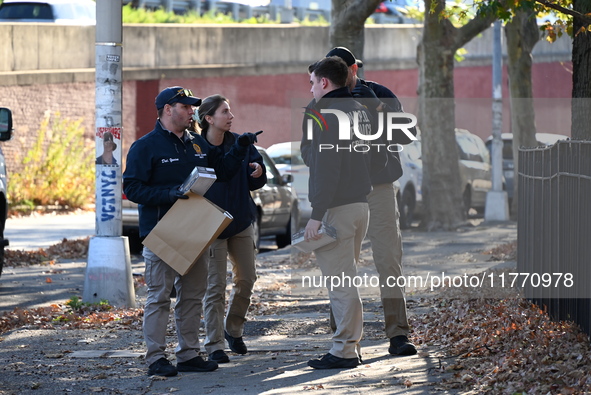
[147,334,448,395]
[0,219,517,394]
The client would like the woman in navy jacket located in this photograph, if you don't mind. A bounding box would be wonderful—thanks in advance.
[196,94,267,364]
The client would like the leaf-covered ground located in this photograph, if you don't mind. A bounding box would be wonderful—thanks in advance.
[4,237,90,267]
[2,239,591,393]
[411,281,591,393]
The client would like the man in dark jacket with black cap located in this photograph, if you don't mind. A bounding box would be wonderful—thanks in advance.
[325,47,418,357]
[302,56,386,370]
[123,86,259,377]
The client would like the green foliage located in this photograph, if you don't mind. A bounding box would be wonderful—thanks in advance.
[474,0,587,42]
[297,15,329,26]
[9,112,94,210]
[54,296,113,322]
[65,296,85,310]
[403,4,425,22]
[441,0,476,25]
[121,3,278,24]
[65,296,111,311]
[454,47,468,62]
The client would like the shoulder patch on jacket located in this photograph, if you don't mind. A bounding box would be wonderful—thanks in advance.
[193,143,203,155]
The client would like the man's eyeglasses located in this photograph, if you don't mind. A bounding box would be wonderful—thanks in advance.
[167,88,193,104]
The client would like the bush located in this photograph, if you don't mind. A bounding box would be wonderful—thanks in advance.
[121,4,276,24]
[8,112,94,210]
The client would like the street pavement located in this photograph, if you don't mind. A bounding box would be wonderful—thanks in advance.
[0,212,518,394]
[5,210,95,250]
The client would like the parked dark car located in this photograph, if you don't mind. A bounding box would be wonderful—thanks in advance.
[122,146,298,252]
[0,107,14,278]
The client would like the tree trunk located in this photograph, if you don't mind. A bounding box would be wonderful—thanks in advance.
[571,0,591,140]
[418,0,497,230]
[505,7,540,218]
[330,0,382,78]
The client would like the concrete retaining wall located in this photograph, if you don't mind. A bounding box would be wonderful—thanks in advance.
[0,23,571,82]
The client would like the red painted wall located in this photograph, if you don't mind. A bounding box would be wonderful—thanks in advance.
[134,61,572,149]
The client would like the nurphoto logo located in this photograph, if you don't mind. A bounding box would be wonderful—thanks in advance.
[303,108,418,153]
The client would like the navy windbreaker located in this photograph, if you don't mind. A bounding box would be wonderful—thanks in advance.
[203,131,267,239]
[123,121,247,237]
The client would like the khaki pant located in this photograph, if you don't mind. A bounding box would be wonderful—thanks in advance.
[142,246,207,366]
[366,182,410,338]
[315,202,369,360]
[203,225,257,354]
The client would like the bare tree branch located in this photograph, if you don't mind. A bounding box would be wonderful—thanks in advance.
[536,0,591,24]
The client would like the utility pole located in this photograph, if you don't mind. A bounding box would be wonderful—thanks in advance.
[485,20,509,222]
[83,0,136,308]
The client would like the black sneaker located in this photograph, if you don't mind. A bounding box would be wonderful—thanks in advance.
[388,335,417,356]
[147,357,178,377]
[225,331,247,354]
[177,356,218,372]
[307,353,360,369]
[209,350,230,363]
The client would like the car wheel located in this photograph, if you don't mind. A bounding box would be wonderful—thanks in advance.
[124,229,143,255]
[276,205,299,249]
[276,220,291,249]
[399,190,415,230]
[0,242,4,278]
[463,187,472,217]
[252,212,261,250]
[0,235,7,278]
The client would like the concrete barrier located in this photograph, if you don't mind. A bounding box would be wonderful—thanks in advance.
[0,23,571,85]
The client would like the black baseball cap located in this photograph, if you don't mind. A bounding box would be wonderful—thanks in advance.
[155,86,202,109]
[326,47,363,68]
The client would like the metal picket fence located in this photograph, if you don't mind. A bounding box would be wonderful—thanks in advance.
[517,140,591,336]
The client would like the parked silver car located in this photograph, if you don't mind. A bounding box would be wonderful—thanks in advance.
[455,128,493,215]
[397,141,423,229]
[265,141,311,224]
[396,128,494,222]
[122,146,298,251]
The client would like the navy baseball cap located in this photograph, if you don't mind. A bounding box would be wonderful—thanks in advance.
[155,86,202,109]
[326,47,363,68]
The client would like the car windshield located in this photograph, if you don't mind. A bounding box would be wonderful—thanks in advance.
[0,2,54,19]
[267,145,304,166]
[457,134,483,162]
[502,140,513,160]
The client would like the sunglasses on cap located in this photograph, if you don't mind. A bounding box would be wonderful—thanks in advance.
[167,88,194,105]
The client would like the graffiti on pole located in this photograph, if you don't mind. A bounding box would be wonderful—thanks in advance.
[96,127,121,166]
[99,168,117,222]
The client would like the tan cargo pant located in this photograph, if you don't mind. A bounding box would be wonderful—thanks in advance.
[142,246,207,366]
[203,225,257,354]
[366,182,410,338]
[315,202,369,360]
